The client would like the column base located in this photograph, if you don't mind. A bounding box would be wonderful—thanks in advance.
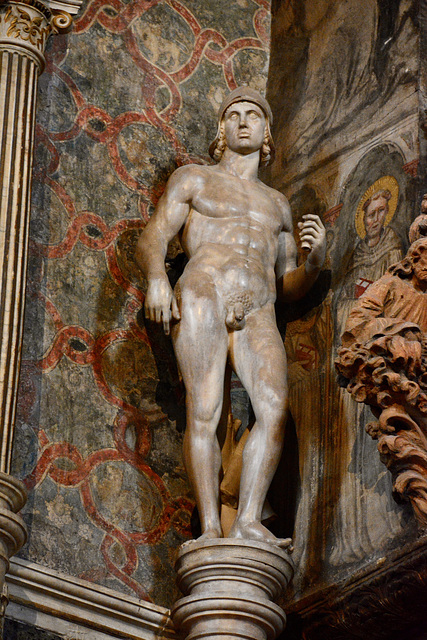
[0,471,27,614]
[172,538,294,640]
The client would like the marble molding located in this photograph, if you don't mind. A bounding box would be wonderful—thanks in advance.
[0,0,81,626]
[6,557,175,640]
[172,539,294,640]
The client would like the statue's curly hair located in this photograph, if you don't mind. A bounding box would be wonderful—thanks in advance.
[389,237,427,279]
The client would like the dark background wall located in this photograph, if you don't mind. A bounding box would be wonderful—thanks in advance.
[267,0,423,609]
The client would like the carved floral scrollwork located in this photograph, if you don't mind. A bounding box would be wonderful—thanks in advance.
[337,331,427,524]
[0,1,74,69]
[51,10,72,32]
[4,5,50,48]
[336,214,427,527]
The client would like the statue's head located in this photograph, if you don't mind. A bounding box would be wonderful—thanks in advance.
[209,86,275,166]
[390,237,427,284]
[407,238,427,286]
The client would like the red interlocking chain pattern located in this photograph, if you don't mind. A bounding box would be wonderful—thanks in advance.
[17,0,271,602]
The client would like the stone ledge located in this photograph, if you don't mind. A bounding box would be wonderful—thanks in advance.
[285,535,427,640]
[5,557,175,640]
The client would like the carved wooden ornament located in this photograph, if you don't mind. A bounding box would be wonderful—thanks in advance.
[336,222,427,526]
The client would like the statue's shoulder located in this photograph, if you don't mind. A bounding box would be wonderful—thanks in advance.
[168,163,211,189]
[172,163,211,178]
[261,185,291,226]
[259,182,289,206]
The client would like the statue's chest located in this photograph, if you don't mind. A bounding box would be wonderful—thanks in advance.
[192,180,279,229]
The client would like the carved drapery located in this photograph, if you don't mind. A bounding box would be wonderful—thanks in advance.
[336,329,427,524]
[336,219,427,527]
[0,0,80,624]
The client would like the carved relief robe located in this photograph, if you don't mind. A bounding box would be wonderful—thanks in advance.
[344,272,427,342]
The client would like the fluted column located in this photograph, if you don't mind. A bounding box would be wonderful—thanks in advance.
[0,0,80,626]
[0,0,72,473]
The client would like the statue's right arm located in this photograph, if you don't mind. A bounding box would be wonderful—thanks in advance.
[135,165,196,334]
[275,194,326,302]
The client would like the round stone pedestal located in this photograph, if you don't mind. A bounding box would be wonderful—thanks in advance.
[171,539,294,640]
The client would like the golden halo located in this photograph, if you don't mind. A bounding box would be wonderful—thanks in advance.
[355,175,399,239]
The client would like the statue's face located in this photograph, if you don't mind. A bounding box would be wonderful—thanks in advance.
[364,196,388,242]
[223,101,266,156]
[412,241,427,286]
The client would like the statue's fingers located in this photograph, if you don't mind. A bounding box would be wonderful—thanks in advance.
[299,231,316,244]
[146,304,155,322]
[303,215,325,232]
[303,213,323,224]
[163,308,171,335]
[155,307,162,324]
[299,224,318,237]
[172,295,181,320]
[300,219,321,232]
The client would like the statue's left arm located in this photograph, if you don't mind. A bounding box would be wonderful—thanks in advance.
[275,195,326,302]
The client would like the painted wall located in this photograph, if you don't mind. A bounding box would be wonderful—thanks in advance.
[11,0,271,609]
[10,0,424,625]
[267,0,422,604]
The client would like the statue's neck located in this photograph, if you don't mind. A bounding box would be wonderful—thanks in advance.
[218,148,260,182]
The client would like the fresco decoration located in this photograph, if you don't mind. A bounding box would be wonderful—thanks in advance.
[278,146,419,597]
[12,0,271,607]
[268,0,419,187]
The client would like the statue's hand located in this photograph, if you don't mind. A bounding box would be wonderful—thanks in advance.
[145,277,180,335]
[298,214,326,271]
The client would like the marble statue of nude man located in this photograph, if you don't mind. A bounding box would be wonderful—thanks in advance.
[136,87,326,546]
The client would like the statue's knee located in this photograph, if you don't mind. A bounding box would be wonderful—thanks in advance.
[261,387,288,422]
[188,400,223,430]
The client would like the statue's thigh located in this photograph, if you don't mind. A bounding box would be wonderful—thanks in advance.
[172,275,228,388]
[231,306,287,412]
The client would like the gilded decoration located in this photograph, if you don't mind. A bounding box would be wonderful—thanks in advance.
[4,5,51,49]
[0,0,73,60]
[354,175,399,239]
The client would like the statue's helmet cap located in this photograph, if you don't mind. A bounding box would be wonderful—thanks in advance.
[216,86,273,125]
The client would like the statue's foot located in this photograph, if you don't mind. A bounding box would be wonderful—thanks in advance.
[182,527,223,547]
[198,527,223,542]
[229,520,293,551]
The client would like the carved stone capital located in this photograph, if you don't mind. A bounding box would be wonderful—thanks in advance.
[0,0,73,71]
[172,539,294,640]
